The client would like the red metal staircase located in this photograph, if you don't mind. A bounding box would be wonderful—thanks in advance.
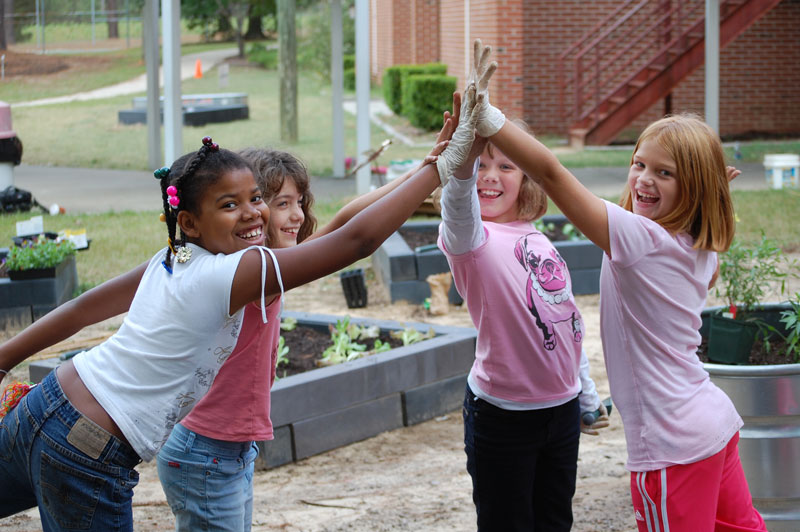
[558,0,782,146]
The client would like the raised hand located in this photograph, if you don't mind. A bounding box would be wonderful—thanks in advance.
[435,83,481,186]
[470,39,505,138]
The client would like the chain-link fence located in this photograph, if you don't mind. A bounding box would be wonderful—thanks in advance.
[3,0,143,52]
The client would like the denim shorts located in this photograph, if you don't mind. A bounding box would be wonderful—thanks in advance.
[0,370,141,531]
[156,423,259,532]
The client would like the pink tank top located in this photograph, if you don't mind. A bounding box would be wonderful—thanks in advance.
[180,298,282,441]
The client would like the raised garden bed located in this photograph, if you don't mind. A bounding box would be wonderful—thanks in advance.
[372,215,603,304]
[28,310,477,471]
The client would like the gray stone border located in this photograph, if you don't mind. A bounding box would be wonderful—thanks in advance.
[372,216,603,304]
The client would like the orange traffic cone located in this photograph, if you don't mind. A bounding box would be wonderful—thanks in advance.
[194,59,203,79]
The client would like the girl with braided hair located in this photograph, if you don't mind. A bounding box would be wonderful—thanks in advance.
[0,84,483,531]
[153,145,446,531]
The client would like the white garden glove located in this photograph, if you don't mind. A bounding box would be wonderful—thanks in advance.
[435,83,480,187]
[470,39,506,138]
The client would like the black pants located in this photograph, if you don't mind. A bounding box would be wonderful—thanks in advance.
[463,385,580,532]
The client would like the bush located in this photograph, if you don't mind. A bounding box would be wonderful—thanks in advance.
[401,75,457,131]
[344,67,356,91]
[247,42,278,69]
[343,54,356,91]
[382,63,448,115]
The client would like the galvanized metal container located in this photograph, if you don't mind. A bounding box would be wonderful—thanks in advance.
[703,303,800,530]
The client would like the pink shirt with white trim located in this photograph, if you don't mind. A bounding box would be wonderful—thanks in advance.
[600,201,742,471]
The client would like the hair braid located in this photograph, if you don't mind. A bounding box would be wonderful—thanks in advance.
[157,137,254,272]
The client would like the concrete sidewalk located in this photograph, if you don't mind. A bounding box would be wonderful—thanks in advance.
[15,48,239,108]
[11,162,768,215]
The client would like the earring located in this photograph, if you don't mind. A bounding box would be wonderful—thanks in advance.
[176,246,192,264]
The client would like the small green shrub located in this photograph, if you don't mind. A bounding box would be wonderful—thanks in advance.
[5,236,76,271]
[779,293,800,362]
[382,63,448,115]
[344,67,356,91]
[247,42,278,69]
[716,234,790,316]
[402,74,457,131]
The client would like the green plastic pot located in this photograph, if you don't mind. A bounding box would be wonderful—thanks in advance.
[707,314,759,364]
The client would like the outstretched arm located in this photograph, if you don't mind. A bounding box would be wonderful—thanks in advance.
[231,87,482,312]
[305,106,455,243]
[0,262,147,385]
[469,39,610,254]
[491,123,610,254]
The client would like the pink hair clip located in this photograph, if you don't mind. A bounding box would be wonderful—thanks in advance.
[167,185,180,209]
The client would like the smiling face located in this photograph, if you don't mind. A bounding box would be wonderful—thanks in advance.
[627,138,679,221]
[477,145,524,223]
[180,167,269,255]
[268,178,306,248]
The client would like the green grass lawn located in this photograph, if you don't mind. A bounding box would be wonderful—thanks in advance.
[1,188,798,290]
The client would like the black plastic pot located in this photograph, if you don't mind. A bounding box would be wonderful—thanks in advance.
[340,268,368,308]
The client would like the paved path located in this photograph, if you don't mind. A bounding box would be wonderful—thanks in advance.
[13,162,768,215]
[15,48,238,108]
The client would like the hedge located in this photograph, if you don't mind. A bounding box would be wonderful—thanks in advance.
[382,63,448,115]
[402,75,458,131]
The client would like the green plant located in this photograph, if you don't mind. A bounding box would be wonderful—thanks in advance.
[780,293,800,362]
[402,74,458,131]
[319,316,367,365]
[382,63,448,115]
[390,325,435,346]
[280,317,298,331]
[716,235,789,317]
[4,236,76,271]
[276,336,290,367]
[534,220,584,241]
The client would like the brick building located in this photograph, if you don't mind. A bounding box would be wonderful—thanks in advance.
[370,0,800,143]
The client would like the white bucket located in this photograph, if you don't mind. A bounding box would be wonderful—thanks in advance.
[763,153,799,189]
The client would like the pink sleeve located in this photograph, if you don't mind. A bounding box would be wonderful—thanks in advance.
[605,201,662,268]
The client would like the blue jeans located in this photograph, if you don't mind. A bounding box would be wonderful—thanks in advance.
[156,423,259,532]
[463,385,580,532]
[0,371,141,531]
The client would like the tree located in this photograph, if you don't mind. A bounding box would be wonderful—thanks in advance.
[278,0,297,142]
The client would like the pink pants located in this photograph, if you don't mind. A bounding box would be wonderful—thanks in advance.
[630,433,767,532]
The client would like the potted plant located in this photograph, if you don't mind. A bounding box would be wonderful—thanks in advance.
[700,237,800,529]
[707,235,790,364]
[4,234,76,280]
[0,235,79,328]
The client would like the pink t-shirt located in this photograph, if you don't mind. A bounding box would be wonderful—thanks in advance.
[181,297,282,441]
[601,201,742,471]
[440,220,583,403]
